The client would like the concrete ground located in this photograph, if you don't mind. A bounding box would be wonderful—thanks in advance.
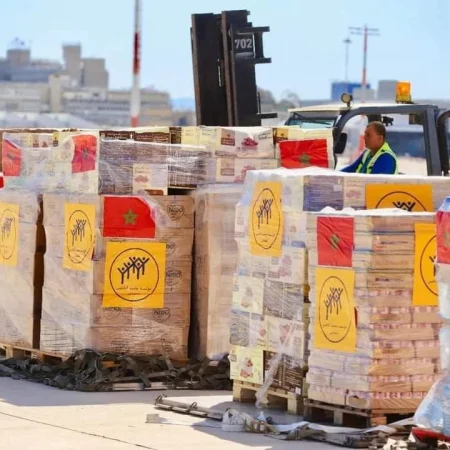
[0,377,344,450]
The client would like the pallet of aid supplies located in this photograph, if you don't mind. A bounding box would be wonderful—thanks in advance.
[233,380,306,415]
[0,343,71,365]
[304,399,415,428]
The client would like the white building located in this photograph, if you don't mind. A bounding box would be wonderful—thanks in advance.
[0,41,176,127]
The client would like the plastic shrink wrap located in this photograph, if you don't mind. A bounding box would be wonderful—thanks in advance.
[415,197,450,433]
[190,184,244,359]
[41,192,194,359]
[230,168,312,403]
[307,207,440,411]
[273,127,334,169]
[0,190,43,347]
[0,128,70,173]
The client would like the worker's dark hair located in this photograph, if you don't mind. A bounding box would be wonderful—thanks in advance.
[366,121,386,140]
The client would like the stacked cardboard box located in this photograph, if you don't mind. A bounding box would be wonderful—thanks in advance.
[2,130,100,193]
[190,184,244,359]
[414,198,450,433]
[306,208,441,411]
[273,127,335,169]
[0,128,70,172]
[230,168,310,396]
[40,193,194,359]
[99,127,279,190]
[1,128,281,192]
[0,190,43,347]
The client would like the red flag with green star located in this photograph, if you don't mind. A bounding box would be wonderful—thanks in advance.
[437,211,450,264]
[102,196,156,238]
[317,216,354,267]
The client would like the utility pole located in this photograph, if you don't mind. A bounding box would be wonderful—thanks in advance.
[131,0,142,127]
[343,37,352,87]
[349,25,379,103]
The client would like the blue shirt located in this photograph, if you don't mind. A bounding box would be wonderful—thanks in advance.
[341,150,397,174]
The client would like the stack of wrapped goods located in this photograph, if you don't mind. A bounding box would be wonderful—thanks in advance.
[41,193,194,359]
[273,127,335,169]
[1,129,194,359]
[190,184,244,359]
[99,126,279,191]
[415,198,450,435]
[230,168,310,414]
[2,130,100,193]
[190,128,334,360]
[306,208,441,424]
[0,190,43,347]
[0,128,95,350]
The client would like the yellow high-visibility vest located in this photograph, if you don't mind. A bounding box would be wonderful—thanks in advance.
[355,142,398,174]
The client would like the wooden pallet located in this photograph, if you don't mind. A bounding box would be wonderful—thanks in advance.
[304,399,415,428]
[0,344,70,365]
[233,380,304,415]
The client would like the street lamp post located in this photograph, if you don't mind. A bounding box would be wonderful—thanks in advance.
[349,25,379,103]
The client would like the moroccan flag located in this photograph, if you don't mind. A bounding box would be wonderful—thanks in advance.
[72,134,97,173]
[317,217,354,267]
[2,139,22,177]
[437,210,450,264]
[280,139,329,169]
[103,196,156,238]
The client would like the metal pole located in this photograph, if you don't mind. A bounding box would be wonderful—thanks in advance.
[131,0,141,127]
[343,37,351,86]
[349,25,379,103]
[362,25,368,102]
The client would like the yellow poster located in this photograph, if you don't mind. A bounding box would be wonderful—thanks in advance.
[64,203,96,271]
[413,223,437,306]
[249,181,283,257]
[0,203,19,267]
[103,241,166,309]
[366,184,433,212]
[229,345,264,384]
[314,267,356,353]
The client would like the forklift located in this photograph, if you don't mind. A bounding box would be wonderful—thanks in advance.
[190,10,450,177]
[284,83,450,176]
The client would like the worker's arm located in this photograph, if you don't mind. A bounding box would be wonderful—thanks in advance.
[340,152,364,173]
[368,152,396,174]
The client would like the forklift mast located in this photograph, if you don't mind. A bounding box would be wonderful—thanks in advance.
[191,10,278,127]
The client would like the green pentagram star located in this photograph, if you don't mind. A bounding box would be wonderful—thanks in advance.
[329,234,340,249]
[123,209,138,225]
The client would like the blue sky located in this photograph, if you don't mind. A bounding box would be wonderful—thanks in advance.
[1,0,449,100]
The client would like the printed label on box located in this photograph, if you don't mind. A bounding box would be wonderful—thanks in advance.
[229,346,264,384]
[132,163,168,195]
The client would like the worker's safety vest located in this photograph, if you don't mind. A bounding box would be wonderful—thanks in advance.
[355,143,398,174]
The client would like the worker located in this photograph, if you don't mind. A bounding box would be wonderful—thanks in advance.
[341,121,398,174]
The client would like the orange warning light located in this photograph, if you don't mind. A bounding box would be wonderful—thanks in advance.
[396,81,412,103]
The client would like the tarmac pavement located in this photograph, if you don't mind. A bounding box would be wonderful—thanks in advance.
[0,377,344,450]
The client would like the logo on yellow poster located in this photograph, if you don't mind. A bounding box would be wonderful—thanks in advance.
[366,184,434,212]
[0,207,17,262]
[66,209,94,265]
[252,188,281,250]
[319,276,352,344]
[109,248,160,302]
[375,192,427,211]
[419,235,437,296]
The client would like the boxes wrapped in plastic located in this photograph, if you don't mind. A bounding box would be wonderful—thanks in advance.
[190,184,244,359]
[40,192,194,359]
[2,131,100,193]
[230,168,310,400]
[307,207,440,411]
[415,197,450,433]
[0,190,43,347]
[273,127,334,169]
